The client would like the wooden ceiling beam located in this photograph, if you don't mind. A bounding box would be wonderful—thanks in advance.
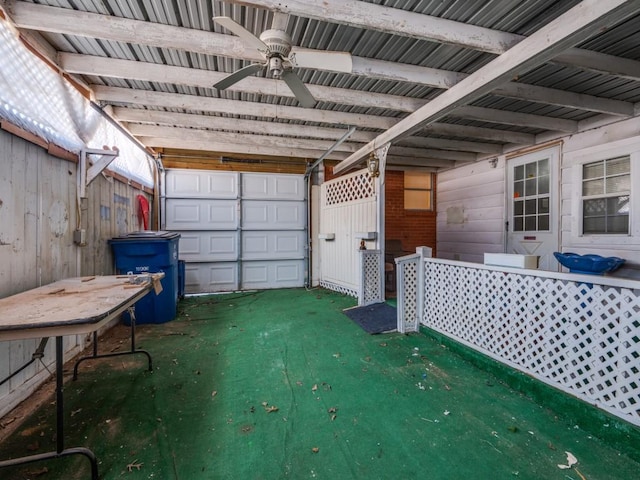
[334,0,639,173]
[230,0,640,81]
[113,107,523,149]
[62,53,634,117]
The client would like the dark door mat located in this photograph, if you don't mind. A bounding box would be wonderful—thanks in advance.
[343,302,397,334]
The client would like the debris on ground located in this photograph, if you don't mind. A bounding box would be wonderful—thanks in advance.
[262,402,279,413]
[127,460,143,471]
[26,467,48,476]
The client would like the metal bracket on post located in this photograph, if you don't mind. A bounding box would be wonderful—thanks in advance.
[78,146,120,199]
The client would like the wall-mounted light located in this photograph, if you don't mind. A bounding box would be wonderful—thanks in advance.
[489,158,498,168]
[367,151,380,177]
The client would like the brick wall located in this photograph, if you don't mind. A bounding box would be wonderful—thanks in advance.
[324,165,437,255]
[385,170,437,256]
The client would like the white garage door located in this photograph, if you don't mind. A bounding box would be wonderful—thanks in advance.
[164,169,306,293]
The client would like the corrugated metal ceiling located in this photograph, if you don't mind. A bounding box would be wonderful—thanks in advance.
[5,0,640,168]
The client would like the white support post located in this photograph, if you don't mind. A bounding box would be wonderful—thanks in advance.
[375,142,390,298]
[415,246,431,332]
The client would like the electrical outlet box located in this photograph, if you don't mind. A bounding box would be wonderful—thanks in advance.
[74,229,87,246]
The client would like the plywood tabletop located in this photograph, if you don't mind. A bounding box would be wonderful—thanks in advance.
[0,275,162,340]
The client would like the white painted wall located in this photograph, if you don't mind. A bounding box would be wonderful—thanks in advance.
[560,117,640,278]
[436,159,506,263]
[437,116,640,277]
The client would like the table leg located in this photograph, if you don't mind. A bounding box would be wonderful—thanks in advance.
[73,306,152,380]
[0,337,99,479]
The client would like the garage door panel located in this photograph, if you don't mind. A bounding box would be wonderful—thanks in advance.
[242,173,303,200]
[242,201,305,230]
[242,260,304,289]
[166,199,238,230]
[166,170,238,198]
[185,262,238,292]
[166,170,305,293]
[179,231,239,262]
[242,231,305,260]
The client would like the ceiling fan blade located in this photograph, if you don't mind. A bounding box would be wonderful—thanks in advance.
[214,63,265,91]
[271,12,289,31]
[289,48,353,74]
[213,16,268,54]
[281,70,316,108]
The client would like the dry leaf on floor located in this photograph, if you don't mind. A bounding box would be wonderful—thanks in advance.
[127,460,143,472]
[26,467,48,476]
[311,447,319,453]
[328,407,337,413]
[312,384,318,392]
[262,402,279,413]
[557,451,578,469]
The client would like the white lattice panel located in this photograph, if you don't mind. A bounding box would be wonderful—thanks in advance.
[323,170,374,206]
[419,259,640,426]
[397,256,420,333]
[320,280,358,298]
[359,250,383,306]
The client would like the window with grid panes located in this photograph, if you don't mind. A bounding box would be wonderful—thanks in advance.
[404,172,433,210]
[582,156,630,234]
[512,158,550,232]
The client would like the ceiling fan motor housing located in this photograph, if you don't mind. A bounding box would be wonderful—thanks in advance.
[259,29,292,58]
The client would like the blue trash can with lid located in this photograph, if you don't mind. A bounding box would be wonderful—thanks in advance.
[109,231,181,324]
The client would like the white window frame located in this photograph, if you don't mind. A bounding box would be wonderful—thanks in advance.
[581,156,630,235]
[567,137,640,246]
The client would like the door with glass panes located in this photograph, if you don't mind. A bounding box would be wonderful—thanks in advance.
[506,147,560,271]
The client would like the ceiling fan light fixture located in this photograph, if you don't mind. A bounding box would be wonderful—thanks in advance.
[269,57,283,78]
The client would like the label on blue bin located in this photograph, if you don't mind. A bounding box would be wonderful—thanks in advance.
[135,266,150,272]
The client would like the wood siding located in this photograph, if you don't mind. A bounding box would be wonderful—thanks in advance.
[437,117,640,277]
[436,159,505,263]
[0,129,150,418]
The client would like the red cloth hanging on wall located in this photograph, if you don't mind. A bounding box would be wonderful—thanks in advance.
[137,195,150,230]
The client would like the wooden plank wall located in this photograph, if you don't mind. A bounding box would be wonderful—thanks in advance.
[436,159,505,263]
[559,116,640,275]
[437,117,640,276]
[0,128,151,418]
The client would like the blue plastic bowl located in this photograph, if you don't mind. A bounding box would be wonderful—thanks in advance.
[553,252,625,275]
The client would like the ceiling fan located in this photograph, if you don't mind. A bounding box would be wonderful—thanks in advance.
[212,13,351,108]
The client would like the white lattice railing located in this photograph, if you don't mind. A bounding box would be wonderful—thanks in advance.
[398,256,640,427]
[359,250,383,306]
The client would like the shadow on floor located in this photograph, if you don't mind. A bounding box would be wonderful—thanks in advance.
[0,288,638,479]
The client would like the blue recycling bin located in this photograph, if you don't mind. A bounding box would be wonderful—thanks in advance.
[109,231,180,324]
[178,260,186,300]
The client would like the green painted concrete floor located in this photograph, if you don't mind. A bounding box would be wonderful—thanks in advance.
[1,288,639,479]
